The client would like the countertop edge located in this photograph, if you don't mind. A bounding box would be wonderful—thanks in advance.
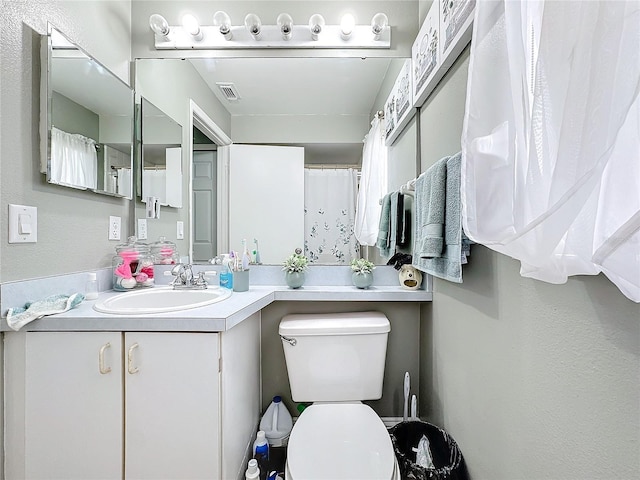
[1,286,431,333]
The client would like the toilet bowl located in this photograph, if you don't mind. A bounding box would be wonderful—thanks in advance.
[285,403,400,480]
[279,312,398,479]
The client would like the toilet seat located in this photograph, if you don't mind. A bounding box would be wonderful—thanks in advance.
[286,403,397,480]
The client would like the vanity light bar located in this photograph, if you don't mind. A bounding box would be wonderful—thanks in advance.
[151,15,390,50]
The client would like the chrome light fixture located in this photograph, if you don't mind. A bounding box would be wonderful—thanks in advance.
[182,14,202,40]
[213,11,233,40]
[371,13,388,39]
[308,14,325,41]
[277,13,293,40]
[149,11,390,50]
[244,13,262,39]
[340,14,355,39]
[149,14,170,36]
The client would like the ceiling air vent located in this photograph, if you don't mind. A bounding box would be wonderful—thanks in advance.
[216,82,241,102]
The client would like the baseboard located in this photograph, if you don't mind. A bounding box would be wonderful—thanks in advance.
[382,416,410,427]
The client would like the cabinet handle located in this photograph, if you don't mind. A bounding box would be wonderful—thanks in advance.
[128,343,139,374]
[99,342,112,374]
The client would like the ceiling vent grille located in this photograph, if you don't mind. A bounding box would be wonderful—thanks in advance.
[216,82,241,102]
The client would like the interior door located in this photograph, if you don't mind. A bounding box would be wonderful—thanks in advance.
[193,149,217,262]
[228,144,304,264]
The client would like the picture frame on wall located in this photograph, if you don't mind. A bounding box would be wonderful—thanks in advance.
[412,2,440,107]
[384,59,414,146]
[411,0,475,110]
[440,0,476,60]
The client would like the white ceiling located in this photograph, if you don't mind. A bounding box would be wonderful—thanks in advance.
[189,57,392,117]
[189,57,393,164]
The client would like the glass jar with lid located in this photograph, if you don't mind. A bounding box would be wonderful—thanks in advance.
[150,236,180,265]
[112,236,155,291]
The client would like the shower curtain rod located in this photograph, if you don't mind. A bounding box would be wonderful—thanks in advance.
[305,164,361,169]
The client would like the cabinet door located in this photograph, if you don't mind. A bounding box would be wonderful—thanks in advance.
[11,332,123,480]
[124,332,221,480]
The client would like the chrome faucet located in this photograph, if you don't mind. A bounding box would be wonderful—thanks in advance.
[170,264,208,290]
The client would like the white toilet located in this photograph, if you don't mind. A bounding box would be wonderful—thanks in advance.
[279,311,400,480]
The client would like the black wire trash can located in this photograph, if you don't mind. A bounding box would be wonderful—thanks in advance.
[388,421,469,480]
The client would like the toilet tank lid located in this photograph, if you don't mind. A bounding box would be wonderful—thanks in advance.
[279,311,390,336]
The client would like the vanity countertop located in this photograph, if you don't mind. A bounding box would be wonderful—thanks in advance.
[0,284,432,333]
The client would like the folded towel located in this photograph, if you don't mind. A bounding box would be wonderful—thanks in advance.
[376,193,392,255]
[6,293,84,331]
[414,153,469,283]
[415,157,449,258]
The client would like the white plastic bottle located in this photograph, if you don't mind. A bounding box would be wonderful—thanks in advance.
[245,459,260,480]
[253,430,269,460]
[85,272,99,300]
[259,396,293,447]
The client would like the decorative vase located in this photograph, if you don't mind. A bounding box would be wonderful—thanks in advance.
[285,271,305,289]
[352,272,373,289]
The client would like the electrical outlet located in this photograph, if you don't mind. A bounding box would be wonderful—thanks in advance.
[109,216,121,240]
[138,218,148,240]
[176,221,184,240]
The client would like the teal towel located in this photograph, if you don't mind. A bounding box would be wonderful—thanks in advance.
[6,293,84,331]
[414,153,468,283]
[415,156,449,258]
[376,193,392,255]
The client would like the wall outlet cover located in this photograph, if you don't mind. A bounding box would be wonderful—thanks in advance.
[138,218,148,240]
[109,216,121,240]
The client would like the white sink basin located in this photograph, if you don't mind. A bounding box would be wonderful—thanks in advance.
[93,286,232,315]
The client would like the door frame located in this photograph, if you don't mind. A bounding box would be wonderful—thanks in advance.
[188,100,232,262]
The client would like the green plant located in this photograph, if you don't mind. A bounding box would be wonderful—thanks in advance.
[282,249,309,273]
[351,258,376,275]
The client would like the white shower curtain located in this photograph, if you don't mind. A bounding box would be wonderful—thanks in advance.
[461,0,640,301]
[355,116,389,245]
[50,127,97,189]
[116,168,132,198]
[304,168,359,264]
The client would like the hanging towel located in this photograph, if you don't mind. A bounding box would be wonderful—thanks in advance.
[6,293,85,331]
[376,193,392,256]
[414,153,467,283]
[415,156,449,258]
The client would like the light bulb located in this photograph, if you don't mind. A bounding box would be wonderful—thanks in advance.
[308,14,325,41]
[371,13,388,39]
[182,14,202,39]
[213,11,233,40]
[340,13,355,39]
[244,13,261,39]
[149,14,169,36]
[277,13,293,40]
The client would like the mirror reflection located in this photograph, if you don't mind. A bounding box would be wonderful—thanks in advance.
[42,25,134,198]
[135,56,413,265]
[140,98,183,208]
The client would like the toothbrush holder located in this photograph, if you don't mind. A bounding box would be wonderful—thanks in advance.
[233,269,250,292]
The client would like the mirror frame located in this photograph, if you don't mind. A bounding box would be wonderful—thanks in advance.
[40,23,134,199]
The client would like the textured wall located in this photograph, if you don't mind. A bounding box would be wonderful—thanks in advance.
[0,1,132,283]
[418,47,640,479]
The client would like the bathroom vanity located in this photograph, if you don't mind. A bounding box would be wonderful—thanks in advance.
[1,268,431,480]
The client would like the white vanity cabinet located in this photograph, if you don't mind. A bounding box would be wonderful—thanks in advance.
[4,313,261,480]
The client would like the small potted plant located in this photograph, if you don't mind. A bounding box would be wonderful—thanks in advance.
[282,248,309,289]
[351,258,376,289]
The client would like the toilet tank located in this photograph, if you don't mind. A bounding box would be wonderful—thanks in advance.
[279,311,390,402]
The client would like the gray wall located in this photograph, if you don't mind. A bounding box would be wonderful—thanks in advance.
[418,47,640,479]
[1,1,132,283]
[52,91,100,140]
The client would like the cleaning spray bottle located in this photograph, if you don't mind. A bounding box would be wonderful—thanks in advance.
[244,459,260,480]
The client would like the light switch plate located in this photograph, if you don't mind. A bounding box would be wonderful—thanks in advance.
[176,221,184,240]
[9,204,37,243]
[138,218,148,240]
[109,216,121,240]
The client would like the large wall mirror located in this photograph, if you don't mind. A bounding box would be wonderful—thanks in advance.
[139,97,183,208]
[40,24,134,198]
[135,56,414,265]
